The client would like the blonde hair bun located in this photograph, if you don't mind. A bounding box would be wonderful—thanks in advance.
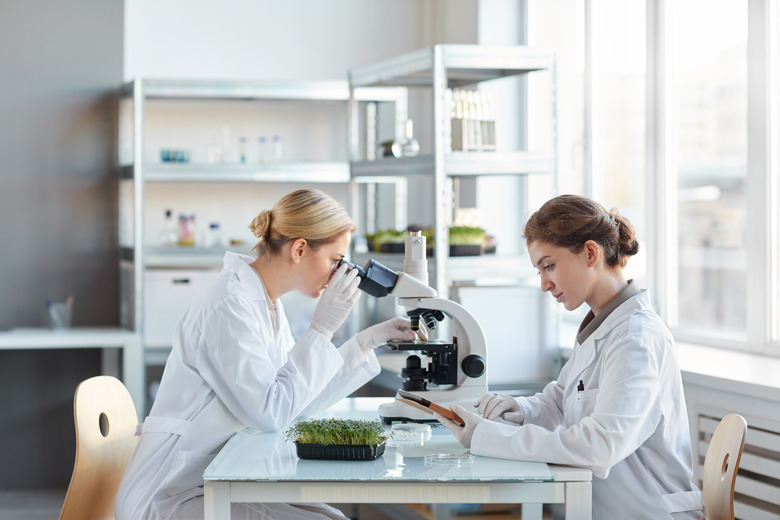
[249,210,272,239]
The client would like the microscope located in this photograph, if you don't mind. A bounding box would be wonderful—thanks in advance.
[343,231,488,424]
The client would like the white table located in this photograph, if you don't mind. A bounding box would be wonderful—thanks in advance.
[0,327,143,418]
[203,398,592,520]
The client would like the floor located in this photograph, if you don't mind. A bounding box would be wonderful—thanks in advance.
[0,490,65,520]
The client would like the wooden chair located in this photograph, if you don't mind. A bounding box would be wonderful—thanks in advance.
[59,375,139,520]
[702,413,748,520]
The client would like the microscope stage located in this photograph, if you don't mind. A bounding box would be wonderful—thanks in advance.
[385,339,454,351]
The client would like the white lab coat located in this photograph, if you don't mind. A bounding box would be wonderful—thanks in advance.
[115,252,380,520]
[471,289,704,520]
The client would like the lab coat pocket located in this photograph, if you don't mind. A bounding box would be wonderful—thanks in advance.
[567,387,599,423]
[172,448,216,490]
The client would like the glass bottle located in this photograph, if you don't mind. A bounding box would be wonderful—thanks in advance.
[158,209,177,247]
[401,119,420,157]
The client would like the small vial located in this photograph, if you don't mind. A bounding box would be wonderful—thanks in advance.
[272,135,283,162]
[238,137,247,163]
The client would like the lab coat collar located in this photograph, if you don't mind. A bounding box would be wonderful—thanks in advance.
[222,252,269,306]
[577,279,641,344]
[569,287,652,378]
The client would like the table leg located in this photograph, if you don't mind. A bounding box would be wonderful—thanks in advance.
[431,503,452,520]
[204,481,231,520]
[563,481,592,520]
[521,503,543,520]
[122,334,144,420]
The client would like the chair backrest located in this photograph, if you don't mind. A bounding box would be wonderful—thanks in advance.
[702,413,748,520]
[59,375,139,520]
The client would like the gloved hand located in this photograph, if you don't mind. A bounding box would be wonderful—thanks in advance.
[309,263,361,339]
[434,404,481,449]
[475,393,523,422]
[355,317,424,353]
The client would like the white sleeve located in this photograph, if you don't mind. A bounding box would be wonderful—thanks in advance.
[298,336,381,417]
[194,296,345,432]
[517,378,566,430]
[471,333,663,479]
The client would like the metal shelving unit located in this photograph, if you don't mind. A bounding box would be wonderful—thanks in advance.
[347,44,557,296]
[118,79,389,412]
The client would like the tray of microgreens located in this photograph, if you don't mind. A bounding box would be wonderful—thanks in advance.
[284,418,390,461]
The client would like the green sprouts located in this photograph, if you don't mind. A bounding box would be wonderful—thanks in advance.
[284,418,389,446]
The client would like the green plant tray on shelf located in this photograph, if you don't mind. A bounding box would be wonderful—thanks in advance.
[371,244,489,256]
[295,442,386,461]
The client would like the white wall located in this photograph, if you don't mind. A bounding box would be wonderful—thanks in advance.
[124,0,467,81]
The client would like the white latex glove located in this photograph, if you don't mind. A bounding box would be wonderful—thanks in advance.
[434,404,481,449]
[355,317,421,354]
[475,393,523,422]
[309,263,361,339]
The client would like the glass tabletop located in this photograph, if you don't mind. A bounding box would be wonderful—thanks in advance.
[204,398,553,483]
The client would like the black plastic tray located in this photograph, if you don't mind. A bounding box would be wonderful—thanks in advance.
[295,442,386,461]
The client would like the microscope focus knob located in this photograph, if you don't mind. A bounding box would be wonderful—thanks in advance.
[461,354,486,378]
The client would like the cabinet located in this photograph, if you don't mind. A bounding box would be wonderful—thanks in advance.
[118,79,399,412]
[346,45,559,389]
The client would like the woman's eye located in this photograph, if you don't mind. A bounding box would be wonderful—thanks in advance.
[543,264,554,271]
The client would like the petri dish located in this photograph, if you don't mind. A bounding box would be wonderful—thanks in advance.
[388,423,431,445]
[424,453,475,467]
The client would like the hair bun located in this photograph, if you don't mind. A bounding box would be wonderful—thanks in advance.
[610,210,639,258]
[249,210,272,239]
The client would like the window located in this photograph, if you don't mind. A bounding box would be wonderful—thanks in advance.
[671,0,748,338]
[535,0,779,354]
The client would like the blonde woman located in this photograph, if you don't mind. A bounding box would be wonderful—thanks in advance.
[436,195,704,520]
[117,189,416,520]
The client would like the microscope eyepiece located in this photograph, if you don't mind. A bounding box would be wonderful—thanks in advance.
[338,258,398,298]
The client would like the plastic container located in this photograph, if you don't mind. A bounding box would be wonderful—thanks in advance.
[388,423,431,446]
[258,136,268,163]
[272,135,283,162]
[295,442,385,461]
[177,214,196,246]
[205,222,221,248]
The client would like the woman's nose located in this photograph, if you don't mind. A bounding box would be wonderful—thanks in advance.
[540,274,553,293]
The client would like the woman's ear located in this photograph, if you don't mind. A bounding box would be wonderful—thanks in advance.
[290,238,307,264]
[583,240,601,268]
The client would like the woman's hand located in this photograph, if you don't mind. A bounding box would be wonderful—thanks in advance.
[434,404,481,448]
[475,393,523,422]
[356,317,425,353]
[309,263,361,339]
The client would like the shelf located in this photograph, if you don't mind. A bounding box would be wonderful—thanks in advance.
[121,79,351,102]
[350,251,537,283]
[348,44,554,89]
[350,152,551,178]
[122,246,251,268]
[120,162,350,183]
